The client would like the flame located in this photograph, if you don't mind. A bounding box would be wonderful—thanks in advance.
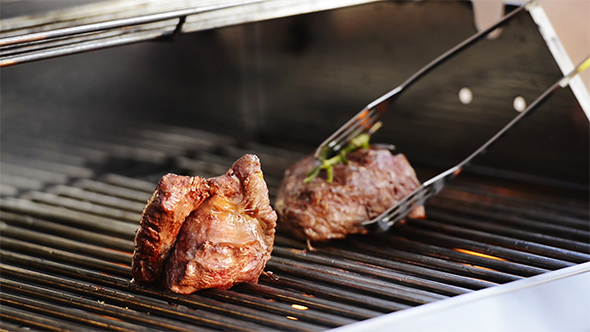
[454,248,507,261]
[286,316,299,321]
[461,264,501,272]
[291,304,308,311]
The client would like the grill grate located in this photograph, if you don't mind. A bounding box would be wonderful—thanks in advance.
[1,119,589,331]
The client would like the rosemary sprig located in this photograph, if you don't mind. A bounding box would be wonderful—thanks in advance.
[304,133,371,183]
[305,121,383,183]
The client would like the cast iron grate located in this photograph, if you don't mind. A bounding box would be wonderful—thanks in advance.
[0,120,588,331]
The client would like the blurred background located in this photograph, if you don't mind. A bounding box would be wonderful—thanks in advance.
[1,0,588,186]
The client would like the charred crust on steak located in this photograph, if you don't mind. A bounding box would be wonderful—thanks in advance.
[132,154,277,294]
[275,147,424,242]
[132,174,210,284]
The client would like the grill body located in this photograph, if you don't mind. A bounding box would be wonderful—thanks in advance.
[1,1,589,331]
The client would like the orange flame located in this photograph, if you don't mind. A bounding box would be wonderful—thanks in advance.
[291,304,308,311]
[454,248,507,261]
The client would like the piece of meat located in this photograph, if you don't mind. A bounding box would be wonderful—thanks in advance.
[132,174,210,284]
[275,147,425,242]
[131,154,277,294]
[165,154,277,294]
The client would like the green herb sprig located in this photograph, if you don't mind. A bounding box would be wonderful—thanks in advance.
[304,133,372,183]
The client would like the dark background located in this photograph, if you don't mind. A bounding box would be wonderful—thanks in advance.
[2,1,588,187]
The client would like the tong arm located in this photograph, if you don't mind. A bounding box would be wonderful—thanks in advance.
[365,55,590,231]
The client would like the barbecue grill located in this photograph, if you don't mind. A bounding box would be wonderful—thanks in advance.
[1,1,589,331]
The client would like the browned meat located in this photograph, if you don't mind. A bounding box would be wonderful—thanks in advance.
[275,148,425,242]
[132,154,277,294]
[132,174,210,284]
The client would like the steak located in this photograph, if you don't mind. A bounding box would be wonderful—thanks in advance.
[132,154,277,294]
[166,154,277,294]
[132,174,210,284]
[275,148,425,242]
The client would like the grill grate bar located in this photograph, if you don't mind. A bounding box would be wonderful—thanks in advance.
[73,179,153,203]
[0,221,440,327]
[0,319,37,332]
[396,224,574,270]
[0,260,320,331]
[0,304,96,332]
[1,277,219,332]
[57,133,171,165]
[0,183,19,197]
[202,289,358,328]
[0,219,387,328]
[0,222,131,264]
[267,257,448,305]
[356,237,538,280]
[0,237,130,278]
[24,191,141,223]
[100,173,160,193]
[1,118,588,331]
[0,162,70,185]
[276,236,497,290]
[0,154,95,178]
[427,198,590,241]
[0,175,44,192]
[261,274,412,313]
[48,184,146,214]
[0,217,414,316]
[1,133,110,165]
[425,208,590,254]
[0,264,311,332]
[93,124,203,158]
[1,286,157,332]
[410,218,590,263]
[0,197,137,239]
[435,188,590,227]
[0,253,328,332]
[0,210,134,252]
[445,181,590,218]
[236,283,383,321]
[133,123,237,150]
[272,246,471,297]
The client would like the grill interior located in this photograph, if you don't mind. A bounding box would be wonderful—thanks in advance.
[2,1,590,330]
[1,116,588,331]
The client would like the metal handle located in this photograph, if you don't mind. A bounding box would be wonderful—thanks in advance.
[314,0,538,160]
[366,55,590,231]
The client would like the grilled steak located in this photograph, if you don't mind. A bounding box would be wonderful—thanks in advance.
[275,148,425,242]
[166,155,277,293]
[132,174,210,284]
[132,154,277,294]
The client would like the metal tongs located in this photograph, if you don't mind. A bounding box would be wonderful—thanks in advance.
[313,1,590,231]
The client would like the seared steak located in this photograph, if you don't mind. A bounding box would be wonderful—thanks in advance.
[275,148,424,242]
[132,154,277,294]
[132,174,210,284]
[166,154,277,294]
